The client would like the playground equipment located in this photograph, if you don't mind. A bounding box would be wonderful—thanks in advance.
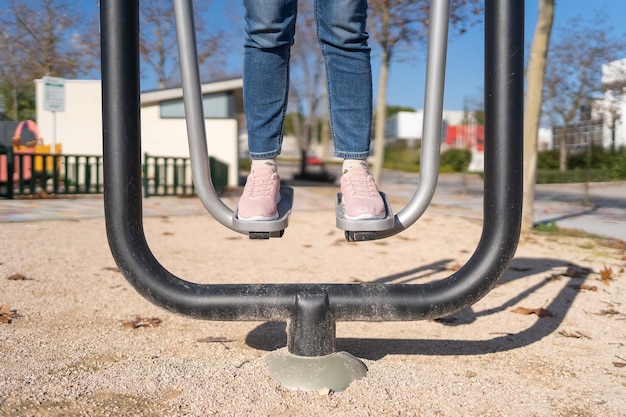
[0,120,62,185]
[100,0,523,391]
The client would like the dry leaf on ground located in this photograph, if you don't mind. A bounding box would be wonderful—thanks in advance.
[562,266,591,278]
[0,305,18,323]
[447,262,462,272]
[596,308,623,316]
[599,266,614,284]
[196,336,235,343]
[121,317,162,329]
[7,273,27,281]
[511,306,554,317]
[568,284,597,291]
[558,330,591,339]
[546,274,562,281]
[510,266,533,272]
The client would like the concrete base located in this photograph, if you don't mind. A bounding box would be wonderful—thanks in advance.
[266,349,367,392]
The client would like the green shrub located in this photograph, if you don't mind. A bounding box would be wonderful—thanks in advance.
[567,145,612,170]
[383,145,472,173]
[537,149,559,170]
[535,146,626,182]
[439,148,471,173]
[534,222,558,233]
[609,148,626,179]
[536,168,614,184]
[383,141,421,172]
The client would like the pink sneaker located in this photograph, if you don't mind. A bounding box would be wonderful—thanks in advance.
[237,166,281,221]
[340,167,385,220]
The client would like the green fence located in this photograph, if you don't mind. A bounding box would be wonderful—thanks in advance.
[142,153,228,197]
[0,149,103,199]
[0,149,228,199]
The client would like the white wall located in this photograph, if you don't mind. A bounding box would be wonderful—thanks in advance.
[140,105,239,187]
[385,110,467,142]
[602,58,626,87]
[36,79,102,155]
[601,89,626,151]
[36,79,239,187]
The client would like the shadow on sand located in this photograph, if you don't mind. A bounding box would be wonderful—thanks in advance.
[245,257,593,360]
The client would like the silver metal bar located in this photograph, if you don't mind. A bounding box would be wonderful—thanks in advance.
[172,0,236,230]
[376,0,451,239]
[173,0,292,237]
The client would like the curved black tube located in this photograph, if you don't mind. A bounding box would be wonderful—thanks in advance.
[101,0,523,327]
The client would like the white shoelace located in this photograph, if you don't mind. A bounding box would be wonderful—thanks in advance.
[344,171,377,197]
[247,175,276,198]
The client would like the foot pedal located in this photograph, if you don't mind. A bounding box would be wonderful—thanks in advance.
[335,192,395,242]
[233,186,294,239]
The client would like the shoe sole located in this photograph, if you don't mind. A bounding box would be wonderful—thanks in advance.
[237,212,279,221]
[343,212,386,221]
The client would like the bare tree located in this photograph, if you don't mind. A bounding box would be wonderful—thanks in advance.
[0,26,28,119]
[0,0,98,119]
[367,0,481,183]
[522,0,555,233]
[140,0,224,89]
[543,13,626,172]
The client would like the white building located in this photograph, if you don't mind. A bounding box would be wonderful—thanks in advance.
[601,58,626,150]
[385,111,424,142]
[384,110,465,143]
[35,78,243,187]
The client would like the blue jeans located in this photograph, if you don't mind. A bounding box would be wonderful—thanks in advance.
[243,0,372,159]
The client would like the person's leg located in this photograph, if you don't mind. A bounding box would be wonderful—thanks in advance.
[243,0,297,160]
[316,0,384,220]
[239,0,297,220]
[315,0,371,159]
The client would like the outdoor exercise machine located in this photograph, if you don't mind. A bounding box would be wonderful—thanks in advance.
[100,0,524,391]
[173,0,445,241]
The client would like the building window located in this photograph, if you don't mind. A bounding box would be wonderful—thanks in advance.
[160,92,233,119]
[552,120,604,151]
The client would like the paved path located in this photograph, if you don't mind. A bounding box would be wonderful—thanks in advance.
[1,171,624,241]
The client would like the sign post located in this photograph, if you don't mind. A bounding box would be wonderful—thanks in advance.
[43,76,66,154]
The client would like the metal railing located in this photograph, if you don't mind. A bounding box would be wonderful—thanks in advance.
[0,149,228,199]
[142,153,228,197]
[0,149,103,198]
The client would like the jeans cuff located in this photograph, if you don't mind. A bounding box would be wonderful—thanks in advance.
[335,151,370,160]
[249,150,282,159]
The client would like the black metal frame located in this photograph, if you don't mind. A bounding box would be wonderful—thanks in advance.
[100,0,523,357]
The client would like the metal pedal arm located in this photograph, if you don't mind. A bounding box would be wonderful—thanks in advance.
[173,0,291,238]
[337,0,451,241]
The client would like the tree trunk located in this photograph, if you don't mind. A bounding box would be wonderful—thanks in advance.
[372,48,390,184]
[12,85,18,119]
[559,130,567,172]
[320,99,330,159]
[521,0,555,233]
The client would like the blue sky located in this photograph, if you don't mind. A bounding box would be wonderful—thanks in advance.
[74,0,625,111]
[195,0,626,112]
[381,0,626,111]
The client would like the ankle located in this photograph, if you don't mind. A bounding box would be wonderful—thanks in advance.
[342,159,369,174]
[251,159,277,173]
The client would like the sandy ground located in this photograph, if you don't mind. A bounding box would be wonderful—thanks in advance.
[1,189,625,416]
